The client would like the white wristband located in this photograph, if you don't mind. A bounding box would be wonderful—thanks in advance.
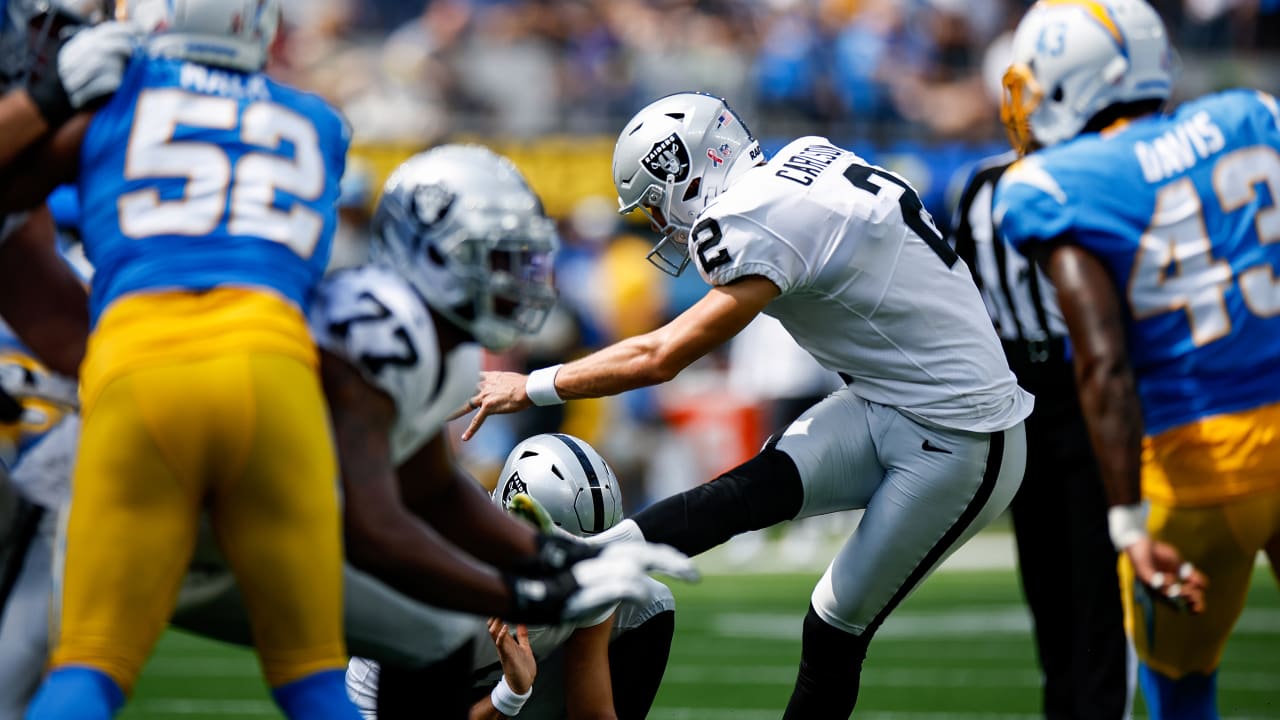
[490,675,531,716]
[525,364,565,407]
[1107,501,1150,551]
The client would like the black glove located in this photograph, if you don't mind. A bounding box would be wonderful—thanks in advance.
[505,542,699,625]
[508,532,599,578]
[27,21,137,127]
[503,570,581,625]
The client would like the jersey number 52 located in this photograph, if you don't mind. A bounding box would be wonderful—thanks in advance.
[118,88,325,259]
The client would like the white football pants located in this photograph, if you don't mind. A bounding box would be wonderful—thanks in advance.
[0,510,54,718]
[775,388,1025,634]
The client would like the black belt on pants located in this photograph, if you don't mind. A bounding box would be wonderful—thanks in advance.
[1001,336,1068,367]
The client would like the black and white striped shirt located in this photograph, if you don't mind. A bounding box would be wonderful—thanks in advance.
[950,152,1068,349]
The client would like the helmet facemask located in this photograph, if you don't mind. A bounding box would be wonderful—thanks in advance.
[455,223,560,352]
[1000,62,1043,156]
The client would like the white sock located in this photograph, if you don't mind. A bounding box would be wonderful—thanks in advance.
[589,518,646,546]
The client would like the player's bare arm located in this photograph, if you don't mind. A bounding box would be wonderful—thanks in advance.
[320,348,515,617]
[0,19,136,170]
[0,110,90,213]
[563,615,618,720]
[1043,242,1207,613]
[461,275,779,440]
[396,429,541,568]
[0,206,88,377]
[0,113,94,378]
[0,92,51,168]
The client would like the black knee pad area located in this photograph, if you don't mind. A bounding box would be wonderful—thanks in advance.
[633,448,804,556]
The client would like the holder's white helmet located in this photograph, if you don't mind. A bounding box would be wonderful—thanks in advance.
[1001,0,1173,154]
[612,92,762,275]
[118,0,280,72]
[493,433,623,537]
[371,145,559,352]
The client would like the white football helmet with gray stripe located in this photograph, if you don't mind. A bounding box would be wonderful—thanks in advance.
[494,433,623,537]
[612,92,762,275]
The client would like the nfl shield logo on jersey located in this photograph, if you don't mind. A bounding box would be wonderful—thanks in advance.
[642,133,691,182]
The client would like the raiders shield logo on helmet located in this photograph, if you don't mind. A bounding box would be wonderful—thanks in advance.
[412,183,455,227]
[501,472,530,505]
[641,133,691,183]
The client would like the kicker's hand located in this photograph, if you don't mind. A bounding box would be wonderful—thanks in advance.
[1126,537,1208,614]
[456,371,532,440]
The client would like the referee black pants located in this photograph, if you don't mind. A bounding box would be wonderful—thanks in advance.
[1005,341,1130,720]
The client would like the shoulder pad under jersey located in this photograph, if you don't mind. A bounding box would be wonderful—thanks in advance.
[310,265,440,416]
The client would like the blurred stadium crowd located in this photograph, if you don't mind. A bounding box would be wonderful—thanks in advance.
[266,0,1280,512]
[275,0,1280,142]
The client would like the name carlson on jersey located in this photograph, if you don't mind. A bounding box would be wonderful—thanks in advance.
[775,144,845,186]
[179,62,270,100]
[1134,111,1225,184]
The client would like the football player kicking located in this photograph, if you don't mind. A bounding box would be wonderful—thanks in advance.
[347,432,676,720]
[462,91,1033,718]
[994,0,1274,716]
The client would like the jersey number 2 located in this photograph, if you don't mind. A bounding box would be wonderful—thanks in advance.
[843,164,956,268]
[118,89,325,259]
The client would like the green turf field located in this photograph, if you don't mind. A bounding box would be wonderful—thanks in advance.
[120,564,1279,719]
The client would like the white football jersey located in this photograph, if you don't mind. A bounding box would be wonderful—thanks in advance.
[310,265,483,464]
[693,137,1032,432]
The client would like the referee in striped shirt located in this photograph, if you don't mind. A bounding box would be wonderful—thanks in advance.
[950,152,1131,720]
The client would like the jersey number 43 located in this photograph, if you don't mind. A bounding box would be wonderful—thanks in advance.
[118,88,326,259]
[1129,146,1280,346]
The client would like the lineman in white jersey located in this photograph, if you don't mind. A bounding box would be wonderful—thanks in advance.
[463,93,1032,718]
[348,433,677,720]
[8,146,696,718]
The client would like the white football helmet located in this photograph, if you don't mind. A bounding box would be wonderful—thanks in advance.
[117,0,280,72]
[494,433,623,537]
[1001,0,1174,154]
[371,145,559,352]
[612,92,762,275]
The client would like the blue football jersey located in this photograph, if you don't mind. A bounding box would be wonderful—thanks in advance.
[996,89,1280,435]
[78,53,350,325]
